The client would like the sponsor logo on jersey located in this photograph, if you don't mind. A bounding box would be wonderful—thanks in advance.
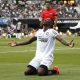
[38,36,48,42]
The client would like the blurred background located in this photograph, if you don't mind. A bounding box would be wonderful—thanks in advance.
[0,0,80,39]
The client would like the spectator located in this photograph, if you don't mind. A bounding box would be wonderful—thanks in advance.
[0,0,79,18]
[40,1,58,28]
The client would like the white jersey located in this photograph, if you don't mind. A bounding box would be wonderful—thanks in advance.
[35,29,59,60]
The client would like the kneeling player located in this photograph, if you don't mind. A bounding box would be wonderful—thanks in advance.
[9,18,74,76]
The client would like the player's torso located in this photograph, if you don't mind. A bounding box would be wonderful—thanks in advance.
[37,29,52,43]
[35,29,56,59]
[36,29,55,53]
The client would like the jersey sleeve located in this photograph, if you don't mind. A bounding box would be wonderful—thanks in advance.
[34,29,40,37]
[51,29,59,38]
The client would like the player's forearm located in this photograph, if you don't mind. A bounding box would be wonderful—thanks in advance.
[60,39,70,46]
[56,35,70,46]
[15,40,31,46]
[16,37,36,46]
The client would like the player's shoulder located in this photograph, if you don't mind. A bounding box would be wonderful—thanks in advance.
[34,29,43,36]
[37,29,43,33]
[48,29,58,34]
[48,28,57,32]
[38,29,42,31]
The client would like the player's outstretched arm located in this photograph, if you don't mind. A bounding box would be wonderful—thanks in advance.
[56,35,74,48]
[8,36,37,47]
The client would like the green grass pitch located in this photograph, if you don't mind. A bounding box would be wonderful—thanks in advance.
[0,36,80,80]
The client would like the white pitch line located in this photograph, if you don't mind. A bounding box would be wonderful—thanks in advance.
[0,50,35,53]
[55,48,80,50]
[0,47,80,54]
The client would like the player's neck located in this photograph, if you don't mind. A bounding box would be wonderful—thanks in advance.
[46,7,52,10]
[43,26,49,32]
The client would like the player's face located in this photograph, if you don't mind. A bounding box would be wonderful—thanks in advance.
[45,3,51,9]
[43,18,53,27]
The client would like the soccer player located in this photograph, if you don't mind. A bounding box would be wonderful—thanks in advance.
[9,18,74,76]
[40,1,58,28]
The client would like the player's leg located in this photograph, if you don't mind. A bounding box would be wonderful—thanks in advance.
[48,66,60,75]
[37,65,48,76]
[37,65,60,76]
[38,58,60,76]
[24,57,40,75]
[37,58,51,76]
[24,65,37,75]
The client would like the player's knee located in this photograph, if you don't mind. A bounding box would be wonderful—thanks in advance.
[38,69,46,76]
[24,67,32,75]
[37,65,48,76]
[24,65,37,75]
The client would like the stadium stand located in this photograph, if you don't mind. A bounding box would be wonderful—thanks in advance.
[0,0,80,18]
[0,0,80,38]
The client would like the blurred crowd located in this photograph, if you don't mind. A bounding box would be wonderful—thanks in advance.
[0,0,80,19]
[0,0,80,39]
[0,22,35,39]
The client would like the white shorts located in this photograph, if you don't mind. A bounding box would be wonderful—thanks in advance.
[28,57,53,69]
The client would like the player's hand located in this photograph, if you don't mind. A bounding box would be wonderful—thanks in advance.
[69,40,74,48]
[8,42,17,47]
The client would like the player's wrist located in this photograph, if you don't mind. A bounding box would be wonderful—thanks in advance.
[68,40,74,47]
[68,42,72,47]
[14,42,20,46]
[69,43,74,47]
[15,43,19,46]
[64,42,70,46]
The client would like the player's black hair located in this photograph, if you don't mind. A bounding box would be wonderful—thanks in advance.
[46,18,54,28]
[45,1,52,5]
[43,18,54,28]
